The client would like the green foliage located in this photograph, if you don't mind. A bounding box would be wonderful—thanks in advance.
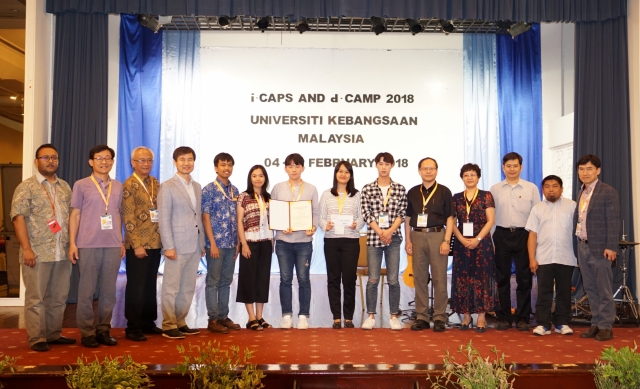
[428,340,517,389]
[0,354,18,389]
[174,341,265,389]
[65,354,153,389]
[593,342,640,389]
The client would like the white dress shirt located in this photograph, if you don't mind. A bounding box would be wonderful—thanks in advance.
[490,178,541,228]
[525,197,577,266]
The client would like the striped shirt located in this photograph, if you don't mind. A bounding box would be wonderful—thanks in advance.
[318,189,365,239]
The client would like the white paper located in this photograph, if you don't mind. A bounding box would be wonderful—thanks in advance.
[269,200,291,231]
[331,214,353,235]
[269,200,313,231]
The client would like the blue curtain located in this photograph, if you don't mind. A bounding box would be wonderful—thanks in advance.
[496,23,542,186]
[116,14,163,183]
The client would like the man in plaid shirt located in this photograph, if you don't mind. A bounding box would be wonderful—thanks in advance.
[360,152,407,330]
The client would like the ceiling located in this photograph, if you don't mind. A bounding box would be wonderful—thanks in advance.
[0,0,25,129]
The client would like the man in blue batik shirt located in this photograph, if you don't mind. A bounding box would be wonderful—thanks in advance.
[202,153,241,334]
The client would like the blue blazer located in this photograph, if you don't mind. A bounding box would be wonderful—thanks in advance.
[158,174,206,255]
[573,180,620,259]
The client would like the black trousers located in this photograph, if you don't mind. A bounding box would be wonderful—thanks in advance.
[535,263,574,328]
[125,248,162,333]
[236,240,272,303]
[324,237,360,320]
[493,228,531,323]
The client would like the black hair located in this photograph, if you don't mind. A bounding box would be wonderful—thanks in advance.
[419,157,439,170]
[374,152,395,164]
[576,154,601,169]
[284,153,304,167]
[89,144,115,159]
[541,175,563,188]
[502,152,523,165]
[35,144,58,159]
[245,165,271,201]
[173,146,196,161]
[214,152,234,167]
[459,163,481,178]
[330,160,359,197]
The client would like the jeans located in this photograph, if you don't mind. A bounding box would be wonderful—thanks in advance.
[366,235,401,315]
[276,240,312,317]
[205,248,237,321]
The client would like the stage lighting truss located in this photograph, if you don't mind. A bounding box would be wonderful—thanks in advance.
[161,16,511,35]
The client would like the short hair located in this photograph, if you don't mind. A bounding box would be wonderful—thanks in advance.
[245,165,271,201]
[173,146,196,161]
[284,153,305,166]
[459,163,481,178]
[89,144,115,160]
[214,152,234,167]
[374,152,395,164]
[418,157,439,170]
[35,144,58,159]
[331,161,359,197]
[502,152,523,165]
[541,175,563,188]
[130,146,155,160]
[576,154,601,169]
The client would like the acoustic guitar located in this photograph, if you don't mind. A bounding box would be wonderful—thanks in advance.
[403,254,414,288]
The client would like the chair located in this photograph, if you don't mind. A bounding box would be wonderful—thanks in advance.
[356,234,386,312]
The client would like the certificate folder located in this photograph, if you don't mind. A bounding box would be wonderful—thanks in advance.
[269,199,313,231]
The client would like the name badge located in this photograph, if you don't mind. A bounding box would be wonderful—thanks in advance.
[101,214,113,230]
[150,209,159,223]
[47,219,62,234]
[378,213,390,228]
[463,222,474,237]
[417,213,428,227]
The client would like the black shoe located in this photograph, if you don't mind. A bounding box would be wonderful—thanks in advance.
[433,320,446,332]
[81,335,99,348]
[31,341,49,352]
[178,325,200,335]
[497,320,512,331]
[516,320,529,331]
[459,317,474,331]
[48,336,76,345]
[410,319,430,331]
[332,321,342,329]
[125,331,147,342]
[595,329,613,341]
[96,331,117,346]
[162,329,185,339]
[141,326,163,335]
[475,326,487,333]
[580,326,599,339]
[344,320,355,328]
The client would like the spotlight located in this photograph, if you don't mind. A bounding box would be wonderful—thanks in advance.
[508,22,531,38]
[218,16,235,29]
[496,20,512,30]
[138,14,161,33]
[406,19,424,35]
[257,16,270,32]
[440,20,455,35]
[371,16,386,35]
[295,19,310,34]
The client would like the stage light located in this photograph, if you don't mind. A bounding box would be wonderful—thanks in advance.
[138,14,161,33]
[257,16,270,32]
[371,16,386,35]
[496,20,512,30]
[218,16,235,29]
[296,19,310,34]
[508,22,531,38]
[440,20,455,35]
[406,19,424,35]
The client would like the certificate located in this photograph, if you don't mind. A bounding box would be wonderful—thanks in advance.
[330,214,353,235]
[269,199,314,231]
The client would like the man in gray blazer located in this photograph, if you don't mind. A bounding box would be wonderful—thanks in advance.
[158,146,206,339]
[574,154,620,341]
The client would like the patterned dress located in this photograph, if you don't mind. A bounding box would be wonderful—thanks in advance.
[450,190,499,314]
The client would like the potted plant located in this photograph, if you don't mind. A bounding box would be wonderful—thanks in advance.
[65,354,152,389]
[593,342,640,389]
[0,354,18,389]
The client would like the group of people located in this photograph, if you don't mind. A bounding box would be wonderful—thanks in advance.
[10,143,620,352]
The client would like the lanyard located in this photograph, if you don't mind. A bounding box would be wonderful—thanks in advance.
[336,192,347,214]
[289,181,304,201]
[420,183,438,213]
[90,175,112,214]
[464,188,479,220]
[214,179,235,201]
[133,173,154,206]
[41,182,57,216]
[579,186,594,215]
[255,194,266,216]
[378,181,392,211]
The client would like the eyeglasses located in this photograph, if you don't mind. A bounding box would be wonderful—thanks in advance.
[38,156,59,162]
[94,157,113,163]
[133,159,154,164]
[420,167,437,172]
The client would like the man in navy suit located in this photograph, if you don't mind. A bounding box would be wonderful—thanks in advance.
[574,154,620,341]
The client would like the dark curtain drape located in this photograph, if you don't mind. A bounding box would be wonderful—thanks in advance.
[46,0,626,22]
[573,15,635,296]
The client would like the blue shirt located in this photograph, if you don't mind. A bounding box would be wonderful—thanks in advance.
[201,177,239,249]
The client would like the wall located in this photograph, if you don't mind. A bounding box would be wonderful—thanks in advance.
[0,124,23,229]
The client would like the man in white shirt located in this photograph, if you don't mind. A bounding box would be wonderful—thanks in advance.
[490,152,541,331]
[525,175,576,336]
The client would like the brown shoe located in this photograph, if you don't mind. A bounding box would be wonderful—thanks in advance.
[580,326,599,338]
[595,329,613,341]
[207,319,229,334]
[218,317,241,331]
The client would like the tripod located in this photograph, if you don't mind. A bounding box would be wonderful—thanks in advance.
[613,241,639,325]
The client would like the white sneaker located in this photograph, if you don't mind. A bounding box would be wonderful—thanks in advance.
[280,315,293,329]
[389,317,403,331]
[361,316,375,330]
[532,325,551,336]
[554,325,574,335]
[297,315,309,330]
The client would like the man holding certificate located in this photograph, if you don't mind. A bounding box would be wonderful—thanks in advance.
[270,153,319,330]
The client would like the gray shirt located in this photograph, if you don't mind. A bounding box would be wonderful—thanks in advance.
[490,178,541,228]
[525,197,577,266]
[271,180,319,243]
